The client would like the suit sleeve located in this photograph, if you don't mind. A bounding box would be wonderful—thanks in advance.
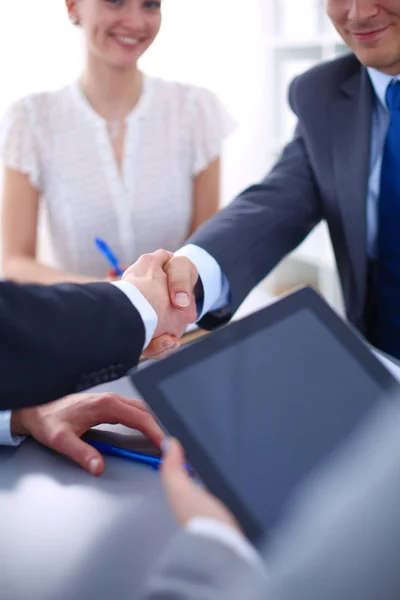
[188,79,323,330]
[0,281,145,411]
[138,532,267,600]
[140,403,400,600]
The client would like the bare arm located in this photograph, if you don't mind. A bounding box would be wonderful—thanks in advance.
[188,158,220,236]
[1,166,100,284]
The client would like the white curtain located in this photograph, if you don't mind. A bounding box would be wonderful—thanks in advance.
[0,2,83,114]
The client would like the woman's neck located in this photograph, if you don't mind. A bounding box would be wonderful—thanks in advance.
[80,55,143,121]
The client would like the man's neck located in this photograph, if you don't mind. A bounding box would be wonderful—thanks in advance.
[366,66,400,108]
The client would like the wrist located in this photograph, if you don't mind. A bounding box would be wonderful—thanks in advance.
[111,280,158,348]
[10,409,30,437]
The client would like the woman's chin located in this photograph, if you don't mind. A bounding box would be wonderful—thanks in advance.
[104,54,140,71]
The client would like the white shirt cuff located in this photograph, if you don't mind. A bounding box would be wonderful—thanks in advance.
[185,517,265,571]
[174,244,230,319]
[111,281,158,349]
[0,410,26,446]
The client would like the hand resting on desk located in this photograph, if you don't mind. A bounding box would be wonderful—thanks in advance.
[10,392,165,475]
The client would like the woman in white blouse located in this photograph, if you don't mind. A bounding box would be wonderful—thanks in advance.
[0,0,234,283]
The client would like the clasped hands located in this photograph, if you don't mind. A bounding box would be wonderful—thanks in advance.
[122,249,200,358]
[11,250,199,475]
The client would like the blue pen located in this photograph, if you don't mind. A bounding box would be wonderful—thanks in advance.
[88,440,162,470]
[87,440,195,476]
[94,237,124,276]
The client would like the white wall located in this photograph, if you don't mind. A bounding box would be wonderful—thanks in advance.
[0,2,83,113]
[140,0,270,204]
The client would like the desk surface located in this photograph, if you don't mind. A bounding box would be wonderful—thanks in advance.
[5,289,398,600]
[0,433,177,600]
[0,289,274,600]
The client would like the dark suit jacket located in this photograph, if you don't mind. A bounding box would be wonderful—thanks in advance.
[189,54,374,336]
[0,281,144,411]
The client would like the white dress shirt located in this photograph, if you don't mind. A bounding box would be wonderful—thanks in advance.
[366,68,400,258]
[0,75,235,277]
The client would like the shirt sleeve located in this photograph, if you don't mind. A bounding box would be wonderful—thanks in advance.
[186,517,266,572]
[191,87,237,176]
[111,281,158,349]
[0,96,41,189]
[174,244,231,318]
[0,410,25,446]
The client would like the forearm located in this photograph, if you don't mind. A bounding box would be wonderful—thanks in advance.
[139,530,267,600]
[0,281,145,410]
[3,255,101,285]
[187,133,321,316]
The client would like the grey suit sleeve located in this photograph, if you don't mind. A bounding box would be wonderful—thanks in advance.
[263,401,400,600]
[140,403,400,600]
[138,532,267,600]
[188,82,322,328]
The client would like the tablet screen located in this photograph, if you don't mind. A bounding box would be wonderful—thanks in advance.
[160,309,393,535]
[131,289,399,541]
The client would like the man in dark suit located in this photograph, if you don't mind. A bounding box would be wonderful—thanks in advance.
[0,249,195,474]
[136,0,400,595]
[153,0,400,362]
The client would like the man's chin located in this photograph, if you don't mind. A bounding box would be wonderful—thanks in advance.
[353,47,400,74]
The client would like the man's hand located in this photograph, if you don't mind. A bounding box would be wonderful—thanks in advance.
[161,438,241,532]
[10,393,165,476]
[122,250,197,341]
[107,265,128,281]
[141,334,181,360]
[163,256,199,311]
[141,253,199,358]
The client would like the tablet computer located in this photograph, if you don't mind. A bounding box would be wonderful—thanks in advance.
[129,287,399,543]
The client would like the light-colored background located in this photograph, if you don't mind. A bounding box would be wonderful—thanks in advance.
[0,0,348,312]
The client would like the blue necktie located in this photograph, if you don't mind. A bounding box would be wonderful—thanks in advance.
[373,80,400,358]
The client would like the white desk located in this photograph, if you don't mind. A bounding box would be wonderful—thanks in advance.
[0,428,178,600]
[1,289,399,600]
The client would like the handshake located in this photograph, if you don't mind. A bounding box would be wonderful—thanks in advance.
[121,249,199,357]
[8,249,199,477]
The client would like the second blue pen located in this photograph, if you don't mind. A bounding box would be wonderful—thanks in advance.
[87,440,195,477]
[94,237,124,276]
[87,440,162,470]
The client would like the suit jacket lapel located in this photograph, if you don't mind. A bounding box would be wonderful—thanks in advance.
[332,65,373,316]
